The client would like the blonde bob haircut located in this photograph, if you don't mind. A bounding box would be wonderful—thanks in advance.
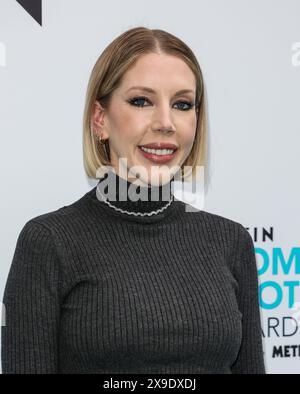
[83,26,208,183]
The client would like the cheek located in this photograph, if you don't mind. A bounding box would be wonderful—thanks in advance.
[112,112,145,142]
[179,118,197,147]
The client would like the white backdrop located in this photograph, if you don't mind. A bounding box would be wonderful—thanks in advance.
[1,0,300,374]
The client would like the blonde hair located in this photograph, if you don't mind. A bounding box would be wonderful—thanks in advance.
[82,26,208,183]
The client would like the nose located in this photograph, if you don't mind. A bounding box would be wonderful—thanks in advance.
[151,103,175,134]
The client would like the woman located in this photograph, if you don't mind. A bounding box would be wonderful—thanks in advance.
[1,26,266,374]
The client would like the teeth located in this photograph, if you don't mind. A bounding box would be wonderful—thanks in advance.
[140,147,175,155]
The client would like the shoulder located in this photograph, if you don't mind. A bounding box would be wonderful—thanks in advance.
[16,186,103,250]
[21,206,74,236]
[198,209,243,228]
[15,214,62,253]
[179,202,253,254]
[183,203,246,236]
[189,209,256,275]
[13,206,79,268]
[20,187,94,235]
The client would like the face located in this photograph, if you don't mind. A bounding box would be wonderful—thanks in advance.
[92,52,198,186]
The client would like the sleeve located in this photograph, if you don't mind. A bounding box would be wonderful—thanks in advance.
[1,220,61,374]
[230,225,266,374]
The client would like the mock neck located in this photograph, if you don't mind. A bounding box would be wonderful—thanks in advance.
[85,169,180,224]
[97,169,175,211]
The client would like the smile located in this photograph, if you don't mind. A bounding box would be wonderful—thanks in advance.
[138,146,178,164]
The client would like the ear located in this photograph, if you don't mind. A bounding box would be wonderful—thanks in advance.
[91,100,109,139]
[92,100,105,128]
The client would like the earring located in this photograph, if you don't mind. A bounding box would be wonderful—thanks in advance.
[97,133,106,145]
[96,132,110,161]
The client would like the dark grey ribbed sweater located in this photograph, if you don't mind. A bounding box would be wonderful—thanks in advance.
[1,172,266,374]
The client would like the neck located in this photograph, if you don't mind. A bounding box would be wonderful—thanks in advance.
[96,169,175,215]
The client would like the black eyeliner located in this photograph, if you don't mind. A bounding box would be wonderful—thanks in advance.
[128,96,194,110]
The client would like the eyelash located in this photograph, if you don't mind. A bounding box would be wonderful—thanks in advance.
[128,96,195,111]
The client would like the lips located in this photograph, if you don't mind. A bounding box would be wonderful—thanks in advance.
[138,145,178,164]
[138,142,178,150]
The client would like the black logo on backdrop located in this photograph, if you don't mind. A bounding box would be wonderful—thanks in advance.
[16,0,42,26]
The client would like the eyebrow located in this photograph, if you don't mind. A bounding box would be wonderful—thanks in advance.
[125,86,195,96]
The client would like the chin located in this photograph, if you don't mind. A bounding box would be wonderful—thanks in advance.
[127,158,180,186]
[143,169,176,187]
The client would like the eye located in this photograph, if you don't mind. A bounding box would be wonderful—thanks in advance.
[128,96,195,111]
[174,101,194,111]
[128,96,150,107]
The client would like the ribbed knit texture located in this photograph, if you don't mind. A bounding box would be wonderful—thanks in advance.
[1,172,266,374]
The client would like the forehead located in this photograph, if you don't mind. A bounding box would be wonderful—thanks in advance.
[120,53,196,92]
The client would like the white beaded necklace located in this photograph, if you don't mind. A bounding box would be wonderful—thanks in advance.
[96,189,175,217]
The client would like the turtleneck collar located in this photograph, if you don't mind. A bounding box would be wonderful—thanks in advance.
[95,169,176,216]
